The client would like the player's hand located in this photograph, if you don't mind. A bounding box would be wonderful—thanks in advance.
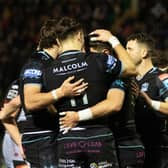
[47,104,57,113]
[89,29,113,42]
[59,111,79,131]
[130,80,140,98]
[0,96,21,120]
[140,91,152,105]
[60,76,88,97]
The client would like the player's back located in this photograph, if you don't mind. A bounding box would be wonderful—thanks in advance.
[43,50,121,127]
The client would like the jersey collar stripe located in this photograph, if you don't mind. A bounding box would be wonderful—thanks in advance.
[59,51,82,58]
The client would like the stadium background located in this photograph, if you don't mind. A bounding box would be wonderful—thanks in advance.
[0,0,167,166]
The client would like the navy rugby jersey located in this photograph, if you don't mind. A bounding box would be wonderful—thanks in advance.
[4,80,26,132]
[43,50,122,127]
[4,80,19,103]
[135,67,168,148]
[20,51,54,86]
[110,78,139,140]
[19,50,58,133]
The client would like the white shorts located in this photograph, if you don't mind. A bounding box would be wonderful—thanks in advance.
[2,132,23,168]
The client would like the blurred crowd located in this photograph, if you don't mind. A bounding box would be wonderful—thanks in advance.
[0,0,167,100]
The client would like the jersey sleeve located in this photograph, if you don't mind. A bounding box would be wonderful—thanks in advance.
[20,60,43,86]
[105,54,122,77]
[4,80,19,103]
[158,73,168,102]
[109,79,126,91]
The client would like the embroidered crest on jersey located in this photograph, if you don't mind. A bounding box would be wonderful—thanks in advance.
[24,69,42,79]
[141,82,149,92]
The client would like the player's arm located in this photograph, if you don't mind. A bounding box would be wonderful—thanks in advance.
[1,109,25,158]
[0,96,21,120]
[131,74,168,114]
[140,91,168,114]
[2,110,21,145]
[90,29,136,76]
[24,76,88,110]
[60,87,125,129]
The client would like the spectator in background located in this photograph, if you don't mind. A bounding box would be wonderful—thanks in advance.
[1,0,167,98]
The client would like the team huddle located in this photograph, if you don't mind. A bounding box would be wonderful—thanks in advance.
[0,17,168,168]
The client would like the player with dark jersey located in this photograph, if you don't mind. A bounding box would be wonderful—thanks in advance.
[19,50,59,168]
[88,40,144,167]
[110,78,145,168]
[1,79,30,168]
[19,19,88,168]
[126,33,168,168]
[42,17,136,168]
[135,67,168,168]
[20,51,86,167]
[43,47,121,168]
[58,39,144,168]
[20,50,57,131]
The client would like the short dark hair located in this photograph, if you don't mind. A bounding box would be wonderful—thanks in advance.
[127,32,156,57]
[55,17,83,41]
[89,40,112,53]
[39,19,59,49]
[127,33,155,51]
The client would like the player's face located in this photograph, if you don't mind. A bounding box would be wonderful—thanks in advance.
[80,31,85,50]
[126,40,142,65]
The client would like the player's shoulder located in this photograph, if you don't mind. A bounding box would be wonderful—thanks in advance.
[7,79,19,91]
[158,73,168,80]
[10,79,19,87]
[86,52,109,62]
[88,52,107,57]
[156,67,168,81]
[22,52,49,71]
[157,70,168,88]
[158,73,168,87]
[110,78,126,90]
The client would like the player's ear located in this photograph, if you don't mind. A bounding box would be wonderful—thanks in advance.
[103,48,110,55]
[56,38,61,47]
[141,48,148,59]
[77,31,84,42]
[56,38,63,54]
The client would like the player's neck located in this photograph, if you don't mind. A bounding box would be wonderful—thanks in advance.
[61,42,81,52]
[43,47,58,59]
[136,59,154,77]
[60,39,83,53]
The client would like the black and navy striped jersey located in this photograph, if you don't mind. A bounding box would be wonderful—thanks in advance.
[4,79,19,103]
[43,50,122,127]
[19,50,58,133]
[109,78,141,142]
[135,67,168,148]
